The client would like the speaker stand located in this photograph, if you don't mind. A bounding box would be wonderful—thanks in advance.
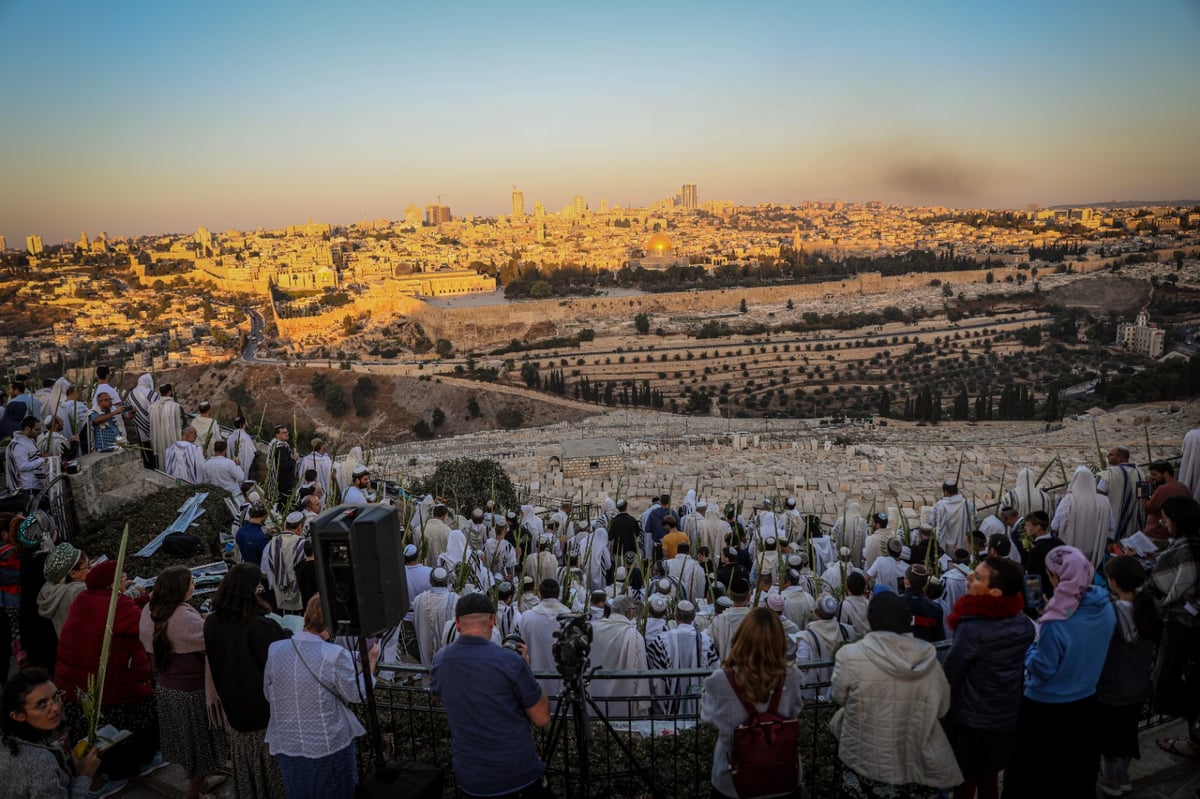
[357,633,393,780]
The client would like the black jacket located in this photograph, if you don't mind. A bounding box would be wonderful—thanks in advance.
[942,603,1036,732]
[608,513,640,558]
[203,615,290,731]
[903,589,945,643]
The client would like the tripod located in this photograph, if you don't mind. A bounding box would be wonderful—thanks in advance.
[541,667,654,797]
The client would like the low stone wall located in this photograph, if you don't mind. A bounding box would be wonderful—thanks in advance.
[69,448,177,530]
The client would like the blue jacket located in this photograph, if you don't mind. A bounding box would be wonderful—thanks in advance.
[1024,585,1116,704]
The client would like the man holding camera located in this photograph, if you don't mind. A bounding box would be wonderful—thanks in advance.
[431,593,552,799]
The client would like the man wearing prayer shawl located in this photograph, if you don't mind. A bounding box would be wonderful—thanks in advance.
[679,498,709,546]
[163,426,206,485]
[225,416,256,481]
[931,481,974,554]
[796,594,858,701]
[296,438,334,501]
[665,542,706,602]
[588,595,648,718]
[149,383,183,471]
[264,424,295,505]
[1097,445,1144,541]
[515,579,571,701]
[189,401,222,457]
[416,504,453,567]
[647,600,718,716]
[832,501,868,569]
[581,523,612,593]
[127,373,159,465]
[1003,467,1052,519]
[1051,465,1114,568]
[709,573,753,661]
[264,513,308,614]
[412,567,458,665]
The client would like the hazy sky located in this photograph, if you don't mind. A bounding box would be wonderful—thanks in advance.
[2,0,1199,244]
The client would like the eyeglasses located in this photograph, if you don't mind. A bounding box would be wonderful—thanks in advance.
[29,691,65,712]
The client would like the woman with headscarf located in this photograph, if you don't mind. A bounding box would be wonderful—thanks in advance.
[1001,546,1116,798]
[1050,466,1113,569]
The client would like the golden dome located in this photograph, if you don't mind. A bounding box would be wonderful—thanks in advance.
[646,232,673,254]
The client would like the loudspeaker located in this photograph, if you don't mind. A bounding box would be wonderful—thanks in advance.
[312,504,409,637]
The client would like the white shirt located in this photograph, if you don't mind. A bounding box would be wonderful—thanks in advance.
[203,455,245,497]
[341,485,368,504]
[867,556,907,593]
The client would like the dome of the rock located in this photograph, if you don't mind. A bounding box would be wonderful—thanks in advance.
[646,233,673,253]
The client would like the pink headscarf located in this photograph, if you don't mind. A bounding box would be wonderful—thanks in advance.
[1039,546,1094,624]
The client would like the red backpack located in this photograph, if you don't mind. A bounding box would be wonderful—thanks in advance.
[724,668,800,798]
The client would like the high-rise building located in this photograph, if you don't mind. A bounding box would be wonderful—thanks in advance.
[404,205,423,227]
[512,188,525,219]
[599,198,609,214]
[424,204,452,225]
[0,235,6,251]
[25,234,43,255]
[79,230,89,251]
[681,183,698,211]
[534,202,545,217]
[572,195,587,217]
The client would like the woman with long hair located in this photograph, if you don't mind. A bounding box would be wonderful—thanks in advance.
[1150,496,1200,760]
[202,563,289,799]
[0,667,125,798]
[700,606,805,799]
[137,566,224,799]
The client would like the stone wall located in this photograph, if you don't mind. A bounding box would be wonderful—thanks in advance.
[69,448,177,529]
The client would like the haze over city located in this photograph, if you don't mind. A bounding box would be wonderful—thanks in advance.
[2,0,1199,245]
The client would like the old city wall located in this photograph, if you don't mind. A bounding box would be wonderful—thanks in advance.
[275,260,1111,350]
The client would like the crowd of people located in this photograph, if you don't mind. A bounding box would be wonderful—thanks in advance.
[2,367,1200,798]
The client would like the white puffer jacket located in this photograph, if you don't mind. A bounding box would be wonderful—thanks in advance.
[829,631,962,788]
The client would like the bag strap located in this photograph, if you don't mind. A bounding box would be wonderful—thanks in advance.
[723,667,784,717]
[291,638,352,703]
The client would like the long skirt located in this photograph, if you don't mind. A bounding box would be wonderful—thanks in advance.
[839,768,940,799]
[229,727,285,799]
[1001,694,1099,799]
[276,742,356,799]
[155,685,224,778]
[1152,613,1200,728]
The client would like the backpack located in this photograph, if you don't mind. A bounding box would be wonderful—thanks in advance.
[724,668,799,799]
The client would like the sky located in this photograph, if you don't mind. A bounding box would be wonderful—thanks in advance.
[2,0,1199,244]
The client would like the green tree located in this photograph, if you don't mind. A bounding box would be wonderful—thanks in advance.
[520,361,540,387]
[739,298,748,313]
[431,407,446,427]
[467,395,481,418]
[634,313,650,334]
[435,339,454,359]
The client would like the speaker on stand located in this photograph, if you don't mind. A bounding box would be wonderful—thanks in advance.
[311,504,441,797]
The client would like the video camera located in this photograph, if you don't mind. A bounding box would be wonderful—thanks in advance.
[551,613,592,683]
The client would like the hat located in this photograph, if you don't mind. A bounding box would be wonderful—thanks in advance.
[506,510,519,523]
[624,551,637,564]
[285,511,305,527]
[785,497,797,509]
[917,523,932,535]
[248,503,268,518]
[716,596,734,610]
[764,536,777,548]
[723,546,739,560]
[766,593,786,612]
[590,589,607,603]
[615,566,627,581]
[403,544,418,558]
[43,543,83,584]
[430,567,449,585]
[648,595,668,614]
[656,578,672,594]
[886,538,903,556]
[615,498,627,510]
[873,512,888,524]
[838,546,851,559]
[728,573,751,597]
[786,554,803,568]
[497,581,514,595]
[522,575,535,589]
[42,415,55,428]
[471,508,484,521]
[696,499,707,509]
[676,599,696,614]
[816,594,840,619]
[455,592,494,618]
[900,546,912,561]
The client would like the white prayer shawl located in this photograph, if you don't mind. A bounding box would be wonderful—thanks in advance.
[523,551,559,585]
[36,431,71,459]
[751,550,780,583]
[1053,466,1113,569]
[296,451,333,499]
[679,510,706,543]
[418,518,453,568]
[819,563,862,598]
[516,597,571,699]
[521,505,546,539]
[444,548,493,593]
[648,622,717,716]
[588,615,649,718]
[566,581,587,612]
[549,509,570,538]
[932,493,972,552]
[59,400,90,442]
[810,535,836,576]
[164,440,205,484]
[1098,462,1144,541]
[440,619,502,649]
[709,605,752,660]
[149,396,182,469]
[518,592,541,613]
[191,415,221,458]
[43,378,73,438]
[265,533,306,612]
[1004,467,1052,518]
[698,516,726,558]
[226,429,256,481]
[128,374,158,441]
[412,587,458,665]
[796,618,856,701]
[839,595,870,638]
[1181,428,1200,504]
[941,567,969,611]
[483,537,518,576]
[337,447,366,503]
[780,585,816,630]
[203,455,245,497]
[583,530,612,592]
[644,616,671,649]
[441,528,467,568]
[754,510,784,549]
[496,602,521,639]
[404,563,433,619]
[833,503,868,568]
[666,555,706,602]
[783,509,805,543]
[681,490,697,518]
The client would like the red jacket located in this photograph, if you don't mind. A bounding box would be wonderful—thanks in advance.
[54,560,152,705]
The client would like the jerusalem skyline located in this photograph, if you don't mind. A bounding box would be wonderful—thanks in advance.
[3,1,1199,245]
